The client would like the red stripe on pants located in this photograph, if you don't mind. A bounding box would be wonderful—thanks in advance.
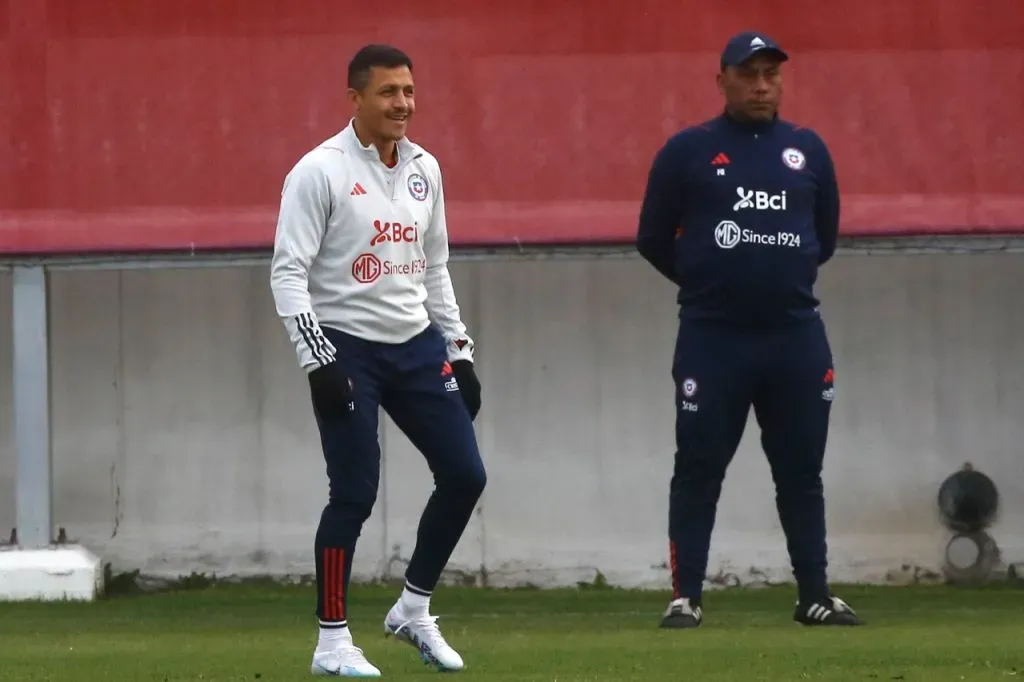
[669,541,680,600]
[325,548,345,621]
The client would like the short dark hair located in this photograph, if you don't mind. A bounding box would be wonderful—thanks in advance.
[347,44,413,90]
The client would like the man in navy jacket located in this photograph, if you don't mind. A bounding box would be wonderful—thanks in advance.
[636,31,863,629]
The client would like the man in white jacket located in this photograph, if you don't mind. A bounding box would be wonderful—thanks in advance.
[270,44,485,677]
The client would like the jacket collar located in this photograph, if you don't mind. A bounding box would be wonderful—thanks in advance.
[337,118,420,166]
[719,108,779,135]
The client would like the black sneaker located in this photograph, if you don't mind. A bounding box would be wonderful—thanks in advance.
[659,597,703,628]
[794,595,864,626]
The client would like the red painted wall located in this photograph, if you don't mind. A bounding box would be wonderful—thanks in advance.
[1,0,1021,254]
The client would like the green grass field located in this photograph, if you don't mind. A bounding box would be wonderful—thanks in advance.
[1,582,1022,680]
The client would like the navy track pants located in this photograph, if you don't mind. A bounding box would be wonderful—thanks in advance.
[668,316,835,604]
[312,324,486,625]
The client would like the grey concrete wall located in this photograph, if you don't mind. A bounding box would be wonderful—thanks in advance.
[0,253,1021,587]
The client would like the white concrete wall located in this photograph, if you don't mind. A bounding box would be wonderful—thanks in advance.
[0,253,1022,588]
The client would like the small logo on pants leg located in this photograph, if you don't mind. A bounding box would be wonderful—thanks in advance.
[680,377,699,412]
[822,368,835,401]
[441,362,459,391]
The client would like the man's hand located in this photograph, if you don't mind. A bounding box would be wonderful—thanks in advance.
[308,361,355,418]
[451,359,481,420]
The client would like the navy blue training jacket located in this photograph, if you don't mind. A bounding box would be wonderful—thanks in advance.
[636,111,840,328]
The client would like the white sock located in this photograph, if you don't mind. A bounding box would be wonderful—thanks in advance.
[399,582,431,616]
[317,622,352,652]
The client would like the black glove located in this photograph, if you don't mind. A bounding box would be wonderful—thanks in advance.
[307,361,355,419]
[451,359,481,420]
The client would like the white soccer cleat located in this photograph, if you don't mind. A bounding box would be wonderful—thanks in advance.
[384,603,465,672]
[310,645,382,677]
[659,597,703,629]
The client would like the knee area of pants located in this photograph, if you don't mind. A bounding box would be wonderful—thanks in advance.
[324,496,376,522]
[673,462,728,487]
[775,475,824,496]
[675,451,729,473]
[671,477,724,501]
[439,465,487,499]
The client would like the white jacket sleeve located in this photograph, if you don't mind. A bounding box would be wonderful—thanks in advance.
[269,157,338,373]
[422,165,475,363]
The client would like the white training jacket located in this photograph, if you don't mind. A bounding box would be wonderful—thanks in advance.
[269,120,474,373]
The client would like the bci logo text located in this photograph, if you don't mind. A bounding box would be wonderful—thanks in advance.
[733,187,787,211]
[370,220,419,247]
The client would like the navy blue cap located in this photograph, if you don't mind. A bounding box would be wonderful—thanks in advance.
[720,31,788,69]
